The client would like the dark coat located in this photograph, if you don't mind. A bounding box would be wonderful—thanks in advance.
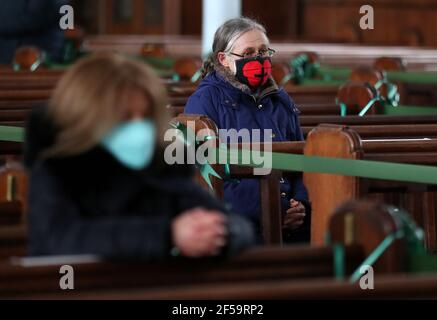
[184,67,311,242]
[0,0,68,64]
[24,106,255,260]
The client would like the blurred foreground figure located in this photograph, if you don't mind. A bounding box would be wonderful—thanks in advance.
[25,53,255,260]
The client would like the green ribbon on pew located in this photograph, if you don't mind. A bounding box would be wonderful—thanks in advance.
[409,253,437,273]
[288,54,321,85]
[336,72,401,116]
[358,97,381,116]
[318,66,351,80]
[139,56,175,70]
[349,230,404,283]
[299,79,345,87]
[0,126,24,143]
[170,122,222,189]
[6,122,437,186]
[5,122,437,274]
[374,75,401,108]
[383,104,437,115]
[330,206,437,280]
[216,147,437,186]
[13,60,42,72]
[387,70,437,85]
[337,79,437,116]
[359,101,437,117]
[318,66,437,85]
[136,55,176,78]
[332,243,346,280]
[336,98,347,116]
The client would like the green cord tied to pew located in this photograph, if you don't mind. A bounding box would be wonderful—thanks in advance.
[0,126,25,143]
[318,66,437,85]
[336,74,437,117]
[13,42,89,72]
[6,124,437,275]
[283,54,321,85]
[329,206,437,282]
[170,121,225,189]
[336,72,401,117]
[290,59,437,86]
[337,96,437,117]
[8,122,437,186]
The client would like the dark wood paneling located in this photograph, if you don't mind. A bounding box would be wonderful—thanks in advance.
[302,0,437,46]
[180,0,202,35]
[73,0,437,47]
[243,0,299,38]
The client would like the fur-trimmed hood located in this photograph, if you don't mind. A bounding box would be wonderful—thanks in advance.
[211,64,279,102]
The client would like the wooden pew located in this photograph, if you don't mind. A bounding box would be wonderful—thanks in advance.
[300,114,437,127]
[301,124,437,139]
[26,274,437,299]
[303,125,437,251]
[3,114,437,248]
[82,35,437,70]
[0,225,27,260]
[347,64,437,107]
[0,202,411,299]
[0,79,341,111]
[0,245,362,299]
[170,114,283,244]
[169,115,437,250]
[215,126,437,250]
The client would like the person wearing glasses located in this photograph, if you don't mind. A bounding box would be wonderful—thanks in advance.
[185,17,311,244]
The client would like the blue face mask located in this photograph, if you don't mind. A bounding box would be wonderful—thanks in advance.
[101,119,156,170]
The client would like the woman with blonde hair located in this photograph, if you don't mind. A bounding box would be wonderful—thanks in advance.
[25,53,254,259]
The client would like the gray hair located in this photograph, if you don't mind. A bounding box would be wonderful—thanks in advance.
[200,17,268,78]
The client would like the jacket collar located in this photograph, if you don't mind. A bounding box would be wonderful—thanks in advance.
[213,64,279,102]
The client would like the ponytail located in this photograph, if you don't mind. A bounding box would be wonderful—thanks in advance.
[200,53,216,79]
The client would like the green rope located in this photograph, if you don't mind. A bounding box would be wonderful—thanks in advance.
[216,147,437,186]
[388,70,437,85]
[318,66,351,80]
[333,243,346,280]
[349,230,404,283]
[13,59,42,72]
[170,122,222,189]
[0,126,24,143]
[6,123,437,187]
[299,79,345,86]
[358,97,381,116]
[318,66,437,85]
[289,54,320,84]
[383,104,437,115]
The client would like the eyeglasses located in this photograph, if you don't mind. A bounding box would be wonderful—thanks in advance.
[228,48,276,59]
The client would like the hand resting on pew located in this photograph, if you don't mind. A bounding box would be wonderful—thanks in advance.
[23,53,255,260]
[283,199,306,231]
[172,208,227,257]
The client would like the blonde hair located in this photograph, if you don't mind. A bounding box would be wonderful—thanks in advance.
[44,53,170,159]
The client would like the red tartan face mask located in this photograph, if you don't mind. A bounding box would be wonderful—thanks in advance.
[235,56,272,89]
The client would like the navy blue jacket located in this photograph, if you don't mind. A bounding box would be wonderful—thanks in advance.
[24,106,255,259]
[184,69,311,242]
[0,0,68,64]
